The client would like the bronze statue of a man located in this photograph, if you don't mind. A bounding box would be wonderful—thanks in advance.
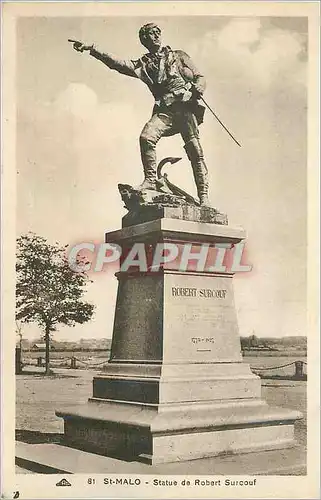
[71,23,210,206]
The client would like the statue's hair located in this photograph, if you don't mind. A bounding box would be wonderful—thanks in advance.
[139,23,161,46]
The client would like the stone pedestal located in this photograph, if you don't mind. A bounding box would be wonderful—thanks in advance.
[57,217,301,465]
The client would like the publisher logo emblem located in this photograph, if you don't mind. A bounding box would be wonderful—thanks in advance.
[56,478,72,487]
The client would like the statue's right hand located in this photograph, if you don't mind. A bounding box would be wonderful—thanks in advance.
[68,39,93,52]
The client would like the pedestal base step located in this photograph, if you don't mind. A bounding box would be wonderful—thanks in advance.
[56,400,301,465]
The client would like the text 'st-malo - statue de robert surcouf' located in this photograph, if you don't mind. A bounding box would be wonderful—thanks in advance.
[56,24,302,467]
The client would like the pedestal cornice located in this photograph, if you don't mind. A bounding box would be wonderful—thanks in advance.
[106,218,246,245]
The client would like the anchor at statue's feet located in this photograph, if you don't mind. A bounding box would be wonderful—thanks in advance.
[118,157,228,227]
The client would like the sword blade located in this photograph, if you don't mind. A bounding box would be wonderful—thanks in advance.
[200,97,242,148]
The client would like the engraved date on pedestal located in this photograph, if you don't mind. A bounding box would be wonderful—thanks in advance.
[192,336,215,352]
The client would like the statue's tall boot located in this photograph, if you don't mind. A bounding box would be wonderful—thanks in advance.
[184,138,210,206]
[136,134,158,191]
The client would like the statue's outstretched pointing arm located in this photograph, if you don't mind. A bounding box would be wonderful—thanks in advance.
[69,39,138,78]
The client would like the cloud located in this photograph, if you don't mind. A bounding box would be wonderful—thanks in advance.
[217,18,261,53]
[193,18,306,90]
[55,83,98,119]
[44,82,141,166]
[17,82,154,241]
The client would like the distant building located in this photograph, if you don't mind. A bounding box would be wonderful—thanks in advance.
[31,343,55,351]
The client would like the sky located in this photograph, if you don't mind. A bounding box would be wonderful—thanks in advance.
[16,15,308,341]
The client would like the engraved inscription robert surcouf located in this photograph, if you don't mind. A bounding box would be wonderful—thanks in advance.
[171,287,227,298]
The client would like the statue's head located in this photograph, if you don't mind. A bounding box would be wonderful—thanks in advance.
[139,23,162,52]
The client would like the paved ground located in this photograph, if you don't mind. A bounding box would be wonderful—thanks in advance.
[16,440,306,475]
[262,380,306,448]
[16,368,94,435]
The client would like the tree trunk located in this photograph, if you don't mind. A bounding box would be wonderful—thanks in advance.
[44,326,51,375]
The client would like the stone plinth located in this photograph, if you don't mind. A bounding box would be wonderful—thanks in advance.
[122,203,228,227]
[56,218,302,465]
